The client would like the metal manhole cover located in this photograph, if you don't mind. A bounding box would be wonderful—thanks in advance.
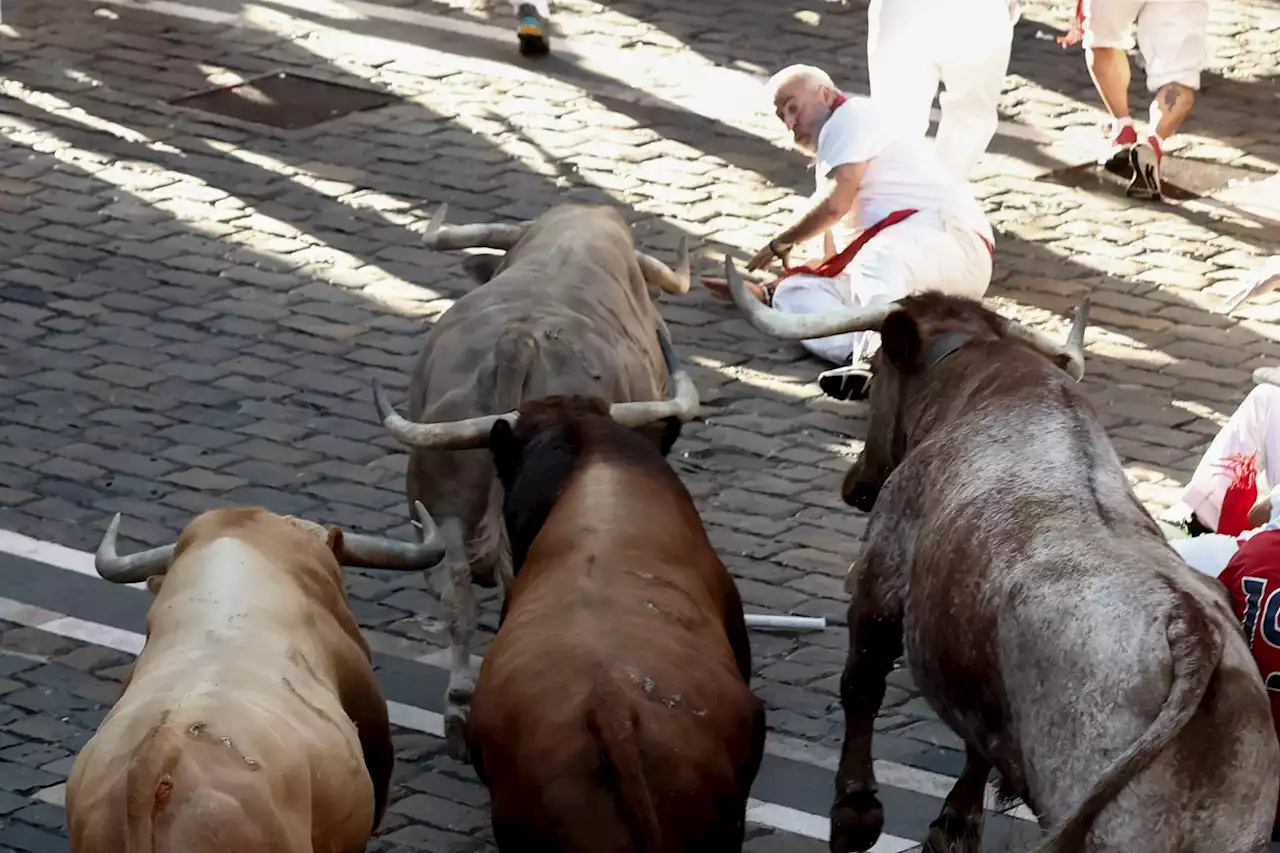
[169,71,400,129]
[1037,154,1274,202]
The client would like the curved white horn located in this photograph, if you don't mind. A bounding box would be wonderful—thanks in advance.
[636,236,691,295]
[338,501,447,571]
[95,514,177,584]
[422,203,526,251]
[373,377,516,451]
[608,325,700,425]
[725,257,898,340]
[1000,296,1090,382]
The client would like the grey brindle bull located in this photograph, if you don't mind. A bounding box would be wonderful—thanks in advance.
[726,262,1280,853]
[373,203,696,759]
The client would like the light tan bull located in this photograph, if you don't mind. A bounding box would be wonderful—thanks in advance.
[65,504,446,853]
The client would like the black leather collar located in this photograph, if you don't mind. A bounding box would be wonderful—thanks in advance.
[890,332,974,460]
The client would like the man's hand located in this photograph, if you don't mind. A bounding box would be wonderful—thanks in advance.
[747,240,787,272]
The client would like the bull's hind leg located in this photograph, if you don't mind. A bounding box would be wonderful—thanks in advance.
[922,746,990,853]
[831,597,903,853]
[438,517,477,762]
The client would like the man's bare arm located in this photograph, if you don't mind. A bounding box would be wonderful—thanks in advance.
[747,161,866,271]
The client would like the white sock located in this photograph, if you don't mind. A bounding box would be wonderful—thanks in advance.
[1111,116,1134,136]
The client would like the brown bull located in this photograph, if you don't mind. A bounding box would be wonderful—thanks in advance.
[372,202,693,759]
[66,505,446,853]
[459,392,765,853]
[726,263,1280,853]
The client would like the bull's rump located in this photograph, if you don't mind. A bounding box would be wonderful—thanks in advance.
[68,674,376,853]
[904,544,1277,840]
[470,622,761,851]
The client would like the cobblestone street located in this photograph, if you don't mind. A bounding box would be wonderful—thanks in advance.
[1,0,1279,849]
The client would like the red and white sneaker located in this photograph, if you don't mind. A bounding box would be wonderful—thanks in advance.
[1128,134,1164,200]
[1099,123,1139,176]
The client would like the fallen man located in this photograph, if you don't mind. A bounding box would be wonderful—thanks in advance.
[1169,489,1280,842]
[1160,377,1280,538]
[703,64,995,401]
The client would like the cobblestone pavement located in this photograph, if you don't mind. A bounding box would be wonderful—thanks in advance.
[0,0,1279,848]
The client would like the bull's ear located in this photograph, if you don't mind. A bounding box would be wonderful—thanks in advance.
[462,253,503,284]
[657,417,682,456]
[489,420,520,489]
[145,575,165,596]
[880,310,922,372]
[325,525,344,556]
[636,417,682,456]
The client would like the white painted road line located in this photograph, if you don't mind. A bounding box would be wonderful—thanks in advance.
[0,524,1037,824]
[0,592,919,851]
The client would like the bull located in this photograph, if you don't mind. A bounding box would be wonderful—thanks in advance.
[458,388,764,853]
[66,505,446,853]
[726,261,1280,853]
[372,202,692,758]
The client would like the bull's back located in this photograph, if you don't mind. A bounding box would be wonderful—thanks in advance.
[410,280,664,418]
[472,587,761,852]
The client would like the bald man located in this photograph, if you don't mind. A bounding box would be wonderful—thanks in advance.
[706,65,995,400]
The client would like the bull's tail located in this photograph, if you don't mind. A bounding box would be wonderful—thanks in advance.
[1030,586,1223,853]
[586,686,664,853]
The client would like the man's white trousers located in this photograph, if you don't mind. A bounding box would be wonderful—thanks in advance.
[771,210,993,365]
[867,0,1015,181]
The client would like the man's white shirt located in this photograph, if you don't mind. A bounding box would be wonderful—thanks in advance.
[815,95,994,253]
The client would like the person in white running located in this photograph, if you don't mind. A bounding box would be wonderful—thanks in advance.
[702,65,995,400]
[867,0,1019,182]
[1058,0,1210,199]
[510,0,551,56]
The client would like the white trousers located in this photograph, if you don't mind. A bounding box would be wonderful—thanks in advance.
[508,0,550,16]
[771,210,994,365]
[1083,0,1210,91]
[868,0,1016,181]
[1167,384,1280,532]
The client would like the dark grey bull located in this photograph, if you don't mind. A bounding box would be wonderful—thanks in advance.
[372,203,698,759]
[726,263,1280,853]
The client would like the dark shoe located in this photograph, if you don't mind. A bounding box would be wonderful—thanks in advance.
[818,365,873,401]
[516,3,550,56]
[1127,137,1163,200]
[1099,123,1138,178]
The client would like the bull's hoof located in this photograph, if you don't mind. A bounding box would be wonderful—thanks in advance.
[923,806,982,853]
[829,791,884,853]
[443,704,471,763]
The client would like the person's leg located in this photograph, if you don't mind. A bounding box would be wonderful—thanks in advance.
[771,274,859,365]
[1082,0,1142,169]
[868,0,942,145]
[934,0,1014,181]
[508,0,551,56]
[1162,384,1280,532]
[1127,0,1209,198]
[813,212,994,401]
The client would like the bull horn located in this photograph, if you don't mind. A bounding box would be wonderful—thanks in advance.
[1000,296,1091,382]
[337,501,446,571]
[94,514,177,584]
[636,236,691,295]
[725,257,899,340]
[607,324,700,425]
[373,377,516,451]
[422,203,526,252]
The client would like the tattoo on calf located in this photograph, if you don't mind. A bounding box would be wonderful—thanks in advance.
[1163,87,1180,109]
